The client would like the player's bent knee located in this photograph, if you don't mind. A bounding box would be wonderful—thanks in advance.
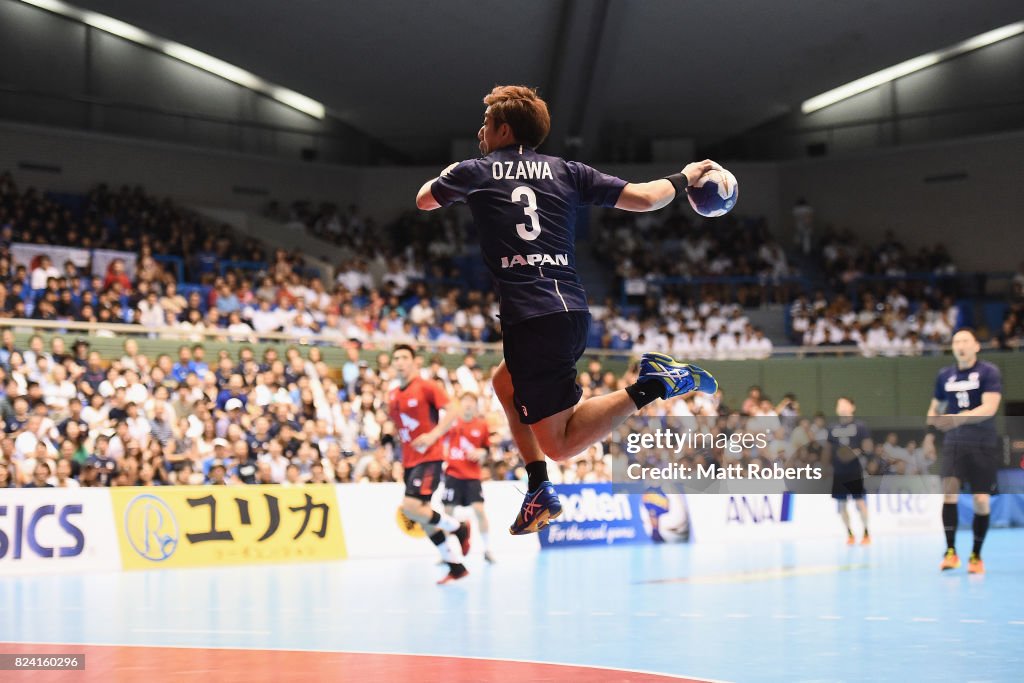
[402,497,427,516]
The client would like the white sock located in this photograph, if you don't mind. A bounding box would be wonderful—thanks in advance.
[435,537,456,562]
[435,513,460,533]
[481,531,490,551]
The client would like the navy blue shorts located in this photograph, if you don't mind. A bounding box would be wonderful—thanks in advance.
[941,436,1001,495]
[502,311,590,425]
[442,476,485,507]
[831,460,866,500]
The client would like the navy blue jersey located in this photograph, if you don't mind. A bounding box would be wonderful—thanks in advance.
[934,360,1002,440]
[828,419,870,470]
[431,144,626,324]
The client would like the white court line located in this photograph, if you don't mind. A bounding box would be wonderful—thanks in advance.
[5,640,730,683]
[864,617,890,621]
[960,619,986,624]
[131,628,271,635]
[911,617,939,622]
[1009,621,1024,625]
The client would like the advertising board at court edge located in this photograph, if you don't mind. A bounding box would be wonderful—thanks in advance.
[110,484,346,570]
[0,488,120,575]
[539,483,650,548]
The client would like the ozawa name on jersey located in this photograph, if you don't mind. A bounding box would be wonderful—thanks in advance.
[430,144,626,325]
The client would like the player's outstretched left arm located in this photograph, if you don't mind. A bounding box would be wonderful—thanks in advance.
[615,159,722,212]
[415,162,459,211]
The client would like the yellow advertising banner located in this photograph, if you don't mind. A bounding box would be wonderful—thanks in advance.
[110,485,346,570]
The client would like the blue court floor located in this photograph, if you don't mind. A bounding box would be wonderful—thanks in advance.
[2,530,1022,682]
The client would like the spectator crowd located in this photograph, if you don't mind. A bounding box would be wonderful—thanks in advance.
[0,331,940,491]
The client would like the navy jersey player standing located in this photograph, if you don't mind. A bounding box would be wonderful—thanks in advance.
[827,397,872,545]
[927,328,1002,574]
[416,85,718,535]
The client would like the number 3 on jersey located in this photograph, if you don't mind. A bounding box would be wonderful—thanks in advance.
[512,186,542,241]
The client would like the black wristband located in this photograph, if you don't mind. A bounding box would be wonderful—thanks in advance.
[664,173,688,199]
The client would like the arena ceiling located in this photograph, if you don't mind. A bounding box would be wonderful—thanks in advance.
[75,0,1024,161]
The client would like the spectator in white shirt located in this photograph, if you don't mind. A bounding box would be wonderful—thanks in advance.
[125,402,152,448]
[455,354,480,394]
[248,298,282,335]
[226,311,255,342]
[409,297,436,326]
[30,255,61,290]
[138,291,166,330]
[42,365,77,413]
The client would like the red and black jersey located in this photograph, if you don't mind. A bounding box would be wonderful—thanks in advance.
[388,377,449,468]
[445,417,489,480]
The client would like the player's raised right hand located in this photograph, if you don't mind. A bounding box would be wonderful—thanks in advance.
[681,159,723,186]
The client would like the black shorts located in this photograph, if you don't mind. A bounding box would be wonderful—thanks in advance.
[502,311,590,425]
[831,461,865,500]
[403,461,444,502]
[832,478,866,500]
[940,437,1001,495]
[441,476,484,507]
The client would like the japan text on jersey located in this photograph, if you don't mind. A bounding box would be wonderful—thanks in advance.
[430,144,626,325]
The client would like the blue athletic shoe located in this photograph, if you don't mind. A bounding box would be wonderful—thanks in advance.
[509,481,562,535]
[638,352,718,398]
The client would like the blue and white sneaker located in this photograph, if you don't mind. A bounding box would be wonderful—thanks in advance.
[509,481,562,535]
[638,352,718,398]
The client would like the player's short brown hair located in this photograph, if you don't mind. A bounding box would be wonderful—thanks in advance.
[392,343,416,358]
[483,85,551,149]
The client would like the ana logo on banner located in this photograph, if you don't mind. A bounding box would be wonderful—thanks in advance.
[725,493,794,525]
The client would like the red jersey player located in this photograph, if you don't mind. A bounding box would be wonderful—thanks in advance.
[443,392,495,563]
[388,344,471,583]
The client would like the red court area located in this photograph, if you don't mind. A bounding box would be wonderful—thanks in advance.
[0,643,707,682]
